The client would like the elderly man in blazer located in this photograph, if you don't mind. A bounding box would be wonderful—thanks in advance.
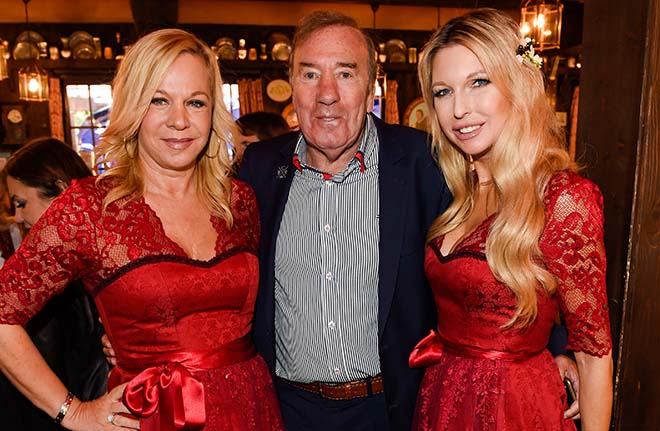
[239,11,452,431]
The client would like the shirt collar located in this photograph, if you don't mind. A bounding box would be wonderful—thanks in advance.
[292,115,374,178]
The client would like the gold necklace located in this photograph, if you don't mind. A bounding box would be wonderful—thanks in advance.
[485,187,492,217]
[479,182,495,217]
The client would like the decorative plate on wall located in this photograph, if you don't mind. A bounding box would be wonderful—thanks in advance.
[266,79,292,103]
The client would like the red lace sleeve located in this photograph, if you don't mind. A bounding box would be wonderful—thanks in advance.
[541,171,612,357]
[0,180,99,326]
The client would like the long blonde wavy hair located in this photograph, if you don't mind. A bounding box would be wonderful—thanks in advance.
[419,9,576,328]
[96,28,238,226]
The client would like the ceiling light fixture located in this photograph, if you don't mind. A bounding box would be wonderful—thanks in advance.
[520,0,563,51]
[17,0,49,101]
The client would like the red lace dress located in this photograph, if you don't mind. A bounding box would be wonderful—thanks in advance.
[0,177,284,431]
[410,171,612,431]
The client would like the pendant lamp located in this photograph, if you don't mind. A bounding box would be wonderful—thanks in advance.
[17,0,49,101]
[520,0,563,51]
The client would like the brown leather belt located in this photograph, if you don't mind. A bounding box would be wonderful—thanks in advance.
[282,374,384,400]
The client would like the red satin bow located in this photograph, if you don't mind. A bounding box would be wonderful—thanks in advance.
[123,362,206,431]
[409,330,445,368]
[409,329,545,368]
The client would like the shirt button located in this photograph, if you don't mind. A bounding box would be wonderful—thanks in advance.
[325,181,333,187]
[334,367,341,375]
[323,224,331,232]
[328,321,336,329]
[325,272,332,281]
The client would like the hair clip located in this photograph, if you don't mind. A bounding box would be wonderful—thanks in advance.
[516,38,543,69]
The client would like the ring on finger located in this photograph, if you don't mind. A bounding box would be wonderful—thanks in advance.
[107,413,115,424]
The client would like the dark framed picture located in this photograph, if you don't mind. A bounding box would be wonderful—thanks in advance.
[403,97,429,133]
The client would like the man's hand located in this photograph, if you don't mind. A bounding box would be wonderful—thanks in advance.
[554,354,580,419]
[101,334,117,367]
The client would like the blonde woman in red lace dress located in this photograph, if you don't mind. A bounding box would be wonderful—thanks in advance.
[409,9,613,431]
[0,29,283,431]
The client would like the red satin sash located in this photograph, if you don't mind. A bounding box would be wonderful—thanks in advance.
[116,335,256,431]
[409,330,543,368]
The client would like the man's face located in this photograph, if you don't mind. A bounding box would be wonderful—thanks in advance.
[290,25,374,162]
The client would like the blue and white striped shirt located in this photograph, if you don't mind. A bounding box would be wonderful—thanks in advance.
[274,116,381,383]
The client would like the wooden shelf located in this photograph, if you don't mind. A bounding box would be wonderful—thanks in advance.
[9,58,118,71]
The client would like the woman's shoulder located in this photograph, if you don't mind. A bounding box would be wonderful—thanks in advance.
[53,177,133,222]
[545,170,604,215]
[55,177,107,208]
[230,178,257,204]
[228,178,258,224]
[68,175,98,191]
[70,175,119,193]
[227,178,259,249]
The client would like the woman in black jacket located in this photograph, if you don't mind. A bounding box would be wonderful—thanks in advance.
[1,137,108,430]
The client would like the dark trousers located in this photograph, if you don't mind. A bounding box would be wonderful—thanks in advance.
[275,378,389,431]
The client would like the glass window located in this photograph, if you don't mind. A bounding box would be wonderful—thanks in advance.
[65,84,113,172]
[222,83,240,119]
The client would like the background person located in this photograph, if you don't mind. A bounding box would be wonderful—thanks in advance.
[409,8,612,430]
[0,29,283,431]
[233,111,291,167]
[0,137,108,431]
[0,164,21,267]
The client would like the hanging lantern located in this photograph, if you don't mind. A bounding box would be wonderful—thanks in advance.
[18,63,49,101]
[16,0,49,101]
[520,0,563,51]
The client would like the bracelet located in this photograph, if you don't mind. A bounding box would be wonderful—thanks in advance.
[53,391,74,424]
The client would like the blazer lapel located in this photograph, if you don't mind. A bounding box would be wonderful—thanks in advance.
[262,138,297,290]
[375,119,407,338]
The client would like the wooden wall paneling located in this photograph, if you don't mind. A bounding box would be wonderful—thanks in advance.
[578,0,647,365]
[612,0,660,428]
[48,76,64,141]
[579,0,659,428]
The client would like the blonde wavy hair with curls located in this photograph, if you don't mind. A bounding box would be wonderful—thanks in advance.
[419,8,576,328]
[96,28,238,227]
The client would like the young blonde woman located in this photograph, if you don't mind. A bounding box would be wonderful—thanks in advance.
[0,29,283,431]
[409,9,613,431]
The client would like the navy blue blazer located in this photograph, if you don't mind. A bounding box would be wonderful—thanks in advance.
[239,115,453,430]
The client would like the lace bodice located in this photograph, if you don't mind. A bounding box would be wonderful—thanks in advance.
[0,176,259,324]
[428,170,611,356]
[0,177,285,431]
[411,170,611,431]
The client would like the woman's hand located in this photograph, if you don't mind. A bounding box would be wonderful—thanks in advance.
[62,383,140,430]
[554,354,581,419]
